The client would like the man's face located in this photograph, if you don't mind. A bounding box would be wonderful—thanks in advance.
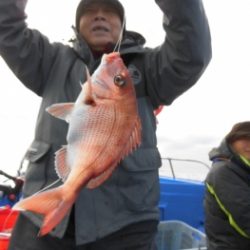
[79,3,123,51]
[231,138,250,160]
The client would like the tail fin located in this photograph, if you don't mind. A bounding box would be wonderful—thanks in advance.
[13,186,76,236]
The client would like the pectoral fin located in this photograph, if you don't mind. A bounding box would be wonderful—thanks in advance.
[46,103,74,122]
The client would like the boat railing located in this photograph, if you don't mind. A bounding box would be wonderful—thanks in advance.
[160,157,210,181]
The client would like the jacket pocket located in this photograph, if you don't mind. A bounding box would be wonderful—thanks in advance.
[25,140,51,162]
[117,148,161,211]
[22,140,51,197]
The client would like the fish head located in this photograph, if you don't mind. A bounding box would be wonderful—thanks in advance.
[91,52,135,101]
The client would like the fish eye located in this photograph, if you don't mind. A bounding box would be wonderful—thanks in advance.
[114,75,126,87]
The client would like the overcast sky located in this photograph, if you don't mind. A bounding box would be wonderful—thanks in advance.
[0,0,250,177]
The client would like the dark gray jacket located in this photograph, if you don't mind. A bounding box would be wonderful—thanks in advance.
[205,140,250,250]
[0,0,211,245]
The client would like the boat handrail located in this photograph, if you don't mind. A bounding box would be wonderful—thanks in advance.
[161,157,210,179]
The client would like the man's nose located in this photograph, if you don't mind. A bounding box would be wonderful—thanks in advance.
[94,9,107,21]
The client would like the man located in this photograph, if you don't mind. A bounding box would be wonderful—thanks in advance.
[205,121,250,250]
[0,0,211,249]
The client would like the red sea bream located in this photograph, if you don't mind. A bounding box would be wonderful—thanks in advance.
[13,52,142,236]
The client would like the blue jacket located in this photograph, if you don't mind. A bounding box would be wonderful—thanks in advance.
[0,0,211,245]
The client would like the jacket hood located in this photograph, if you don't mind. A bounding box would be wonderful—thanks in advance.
[209,139,250,173]
[208,139,232,162]
[122,30,146,47]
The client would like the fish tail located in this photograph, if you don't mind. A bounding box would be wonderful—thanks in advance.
[13,186,76,236]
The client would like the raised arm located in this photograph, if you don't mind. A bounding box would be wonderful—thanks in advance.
[145,0,212,108]
[0,0,60,95]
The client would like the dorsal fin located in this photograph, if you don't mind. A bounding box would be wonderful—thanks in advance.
[86,163,117,189]
[82,67,96,105]
[86,116,142,189]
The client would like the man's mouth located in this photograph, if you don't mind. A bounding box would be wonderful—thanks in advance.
[92,26,109,33]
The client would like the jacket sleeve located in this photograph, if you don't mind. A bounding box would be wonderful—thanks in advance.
[145,0,212,108]
[0,0,61,96]
[206,163,250,237]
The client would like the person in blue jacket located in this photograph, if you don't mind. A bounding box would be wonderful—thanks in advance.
[0,0,211,249]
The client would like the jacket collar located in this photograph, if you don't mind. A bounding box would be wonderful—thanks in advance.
[70,27,146,63]
[239,155,250,167]
[209,139,250,173]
